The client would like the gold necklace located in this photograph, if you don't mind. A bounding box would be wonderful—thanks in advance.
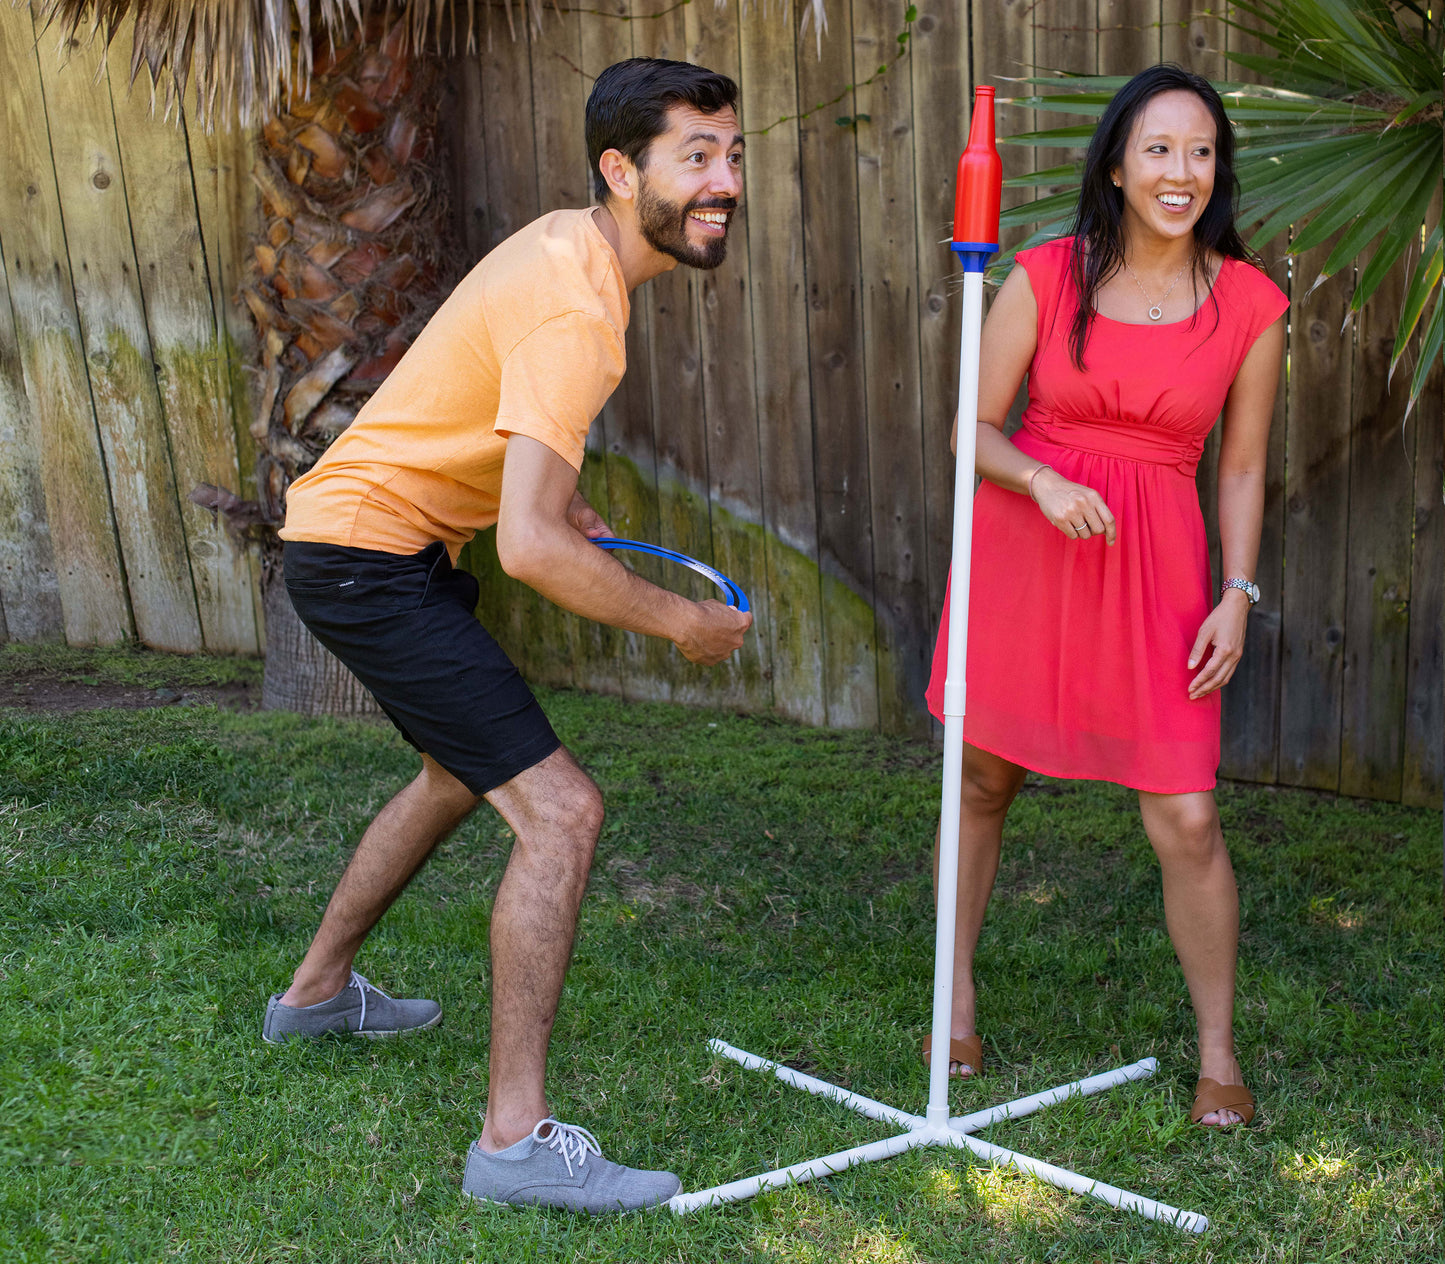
[1125,260,1191,321]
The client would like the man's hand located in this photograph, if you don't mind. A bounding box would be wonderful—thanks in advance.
[566,491,612,540]
[675,599,752,665]
[500,435,751,661]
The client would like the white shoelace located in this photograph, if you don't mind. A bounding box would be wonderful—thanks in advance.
[532,1117,602,1178]
[347,971,392,1032]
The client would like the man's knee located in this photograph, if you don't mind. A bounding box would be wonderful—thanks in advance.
[490,748,604,855]
[418,754,483,817]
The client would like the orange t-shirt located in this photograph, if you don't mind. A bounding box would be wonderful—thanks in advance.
[279,208,629,559]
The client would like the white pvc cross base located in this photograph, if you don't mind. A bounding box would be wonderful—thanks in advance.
[668,1039,1208,1234]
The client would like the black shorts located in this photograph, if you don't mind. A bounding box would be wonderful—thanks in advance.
[283,540,562,795]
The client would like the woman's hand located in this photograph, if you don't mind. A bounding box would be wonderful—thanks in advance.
[1186,591,1250,699]
[1029,467,1117,545]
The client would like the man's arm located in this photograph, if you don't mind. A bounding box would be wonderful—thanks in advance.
[495,434,751,666]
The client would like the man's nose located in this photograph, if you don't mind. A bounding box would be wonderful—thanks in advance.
[711,159,742,200]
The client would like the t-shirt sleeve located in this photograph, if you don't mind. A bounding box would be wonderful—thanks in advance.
[493,311,625,470]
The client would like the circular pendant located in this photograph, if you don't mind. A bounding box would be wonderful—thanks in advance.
[1148,305,1163,321]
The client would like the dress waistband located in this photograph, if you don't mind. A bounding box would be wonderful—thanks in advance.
[1022,415,1205,477]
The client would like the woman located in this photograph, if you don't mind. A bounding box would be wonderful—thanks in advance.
[922,65,1287,1128]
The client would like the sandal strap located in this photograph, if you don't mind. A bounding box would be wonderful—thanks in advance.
[922,1034,984,1074]
[1191,1077,1256,1125]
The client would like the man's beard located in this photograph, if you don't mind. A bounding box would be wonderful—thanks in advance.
[636,176,736,270]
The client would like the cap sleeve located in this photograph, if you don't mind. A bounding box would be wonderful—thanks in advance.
[1235,260,1289,348]
[1014,237,1074,347]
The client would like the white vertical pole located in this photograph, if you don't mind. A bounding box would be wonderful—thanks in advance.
[927,267,986,1129]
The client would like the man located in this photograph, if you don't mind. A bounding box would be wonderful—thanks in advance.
[262,58,752,1213]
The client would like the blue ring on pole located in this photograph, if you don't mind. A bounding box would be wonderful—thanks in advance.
[592,538,750,612]
[951,241,999,274]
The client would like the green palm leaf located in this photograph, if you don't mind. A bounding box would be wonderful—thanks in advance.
[994,0,1443,416]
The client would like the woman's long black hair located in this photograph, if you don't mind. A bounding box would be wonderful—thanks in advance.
[1067,64,1257,368]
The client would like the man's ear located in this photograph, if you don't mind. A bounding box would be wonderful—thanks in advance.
[598,149,636,202]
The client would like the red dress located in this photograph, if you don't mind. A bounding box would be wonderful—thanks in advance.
[925,238,1288,793]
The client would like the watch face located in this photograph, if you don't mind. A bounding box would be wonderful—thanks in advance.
[1247,582,1260,604]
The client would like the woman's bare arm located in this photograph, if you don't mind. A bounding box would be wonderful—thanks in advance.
[1185,314,1285,699]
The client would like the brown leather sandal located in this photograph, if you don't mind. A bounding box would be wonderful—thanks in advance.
[1190,1077,1256,1127]
[921,1033,984,1078]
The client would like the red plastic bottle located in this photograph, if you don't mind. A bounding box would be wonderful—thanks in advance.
[952,85,1002,252]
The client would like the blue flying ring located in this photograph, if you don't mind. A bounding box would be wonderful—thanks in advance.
[592,538,750,613]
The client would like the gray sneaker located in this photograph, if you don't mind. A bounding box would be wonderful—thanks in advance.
[462,1118,681,1213]
[261,971,442,1043]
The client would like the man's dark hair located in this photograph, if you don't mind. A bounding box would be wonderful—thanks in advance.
[586,58,739,203]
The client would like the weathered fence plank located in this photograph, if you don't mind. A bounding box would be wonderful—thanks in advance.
[738,0,825,725]
[0,233,64,641]
[798,0,879,729]
[578,1,670,701]
[0,2,131,646]
[853,0,930,736]
[183,114,265,648]
[38,31,203,652]
[910,2,970,649]
[1218,249,1289,783]
[449,55,491,264]
[1101,0,1158,70]
[682,1,772,710]
[106,41,259,655]
[1340,261,1415,800]
[472,18,546,679]
[1278,239,1353,791]
[1403,339,1443,808]
[633,6,718,707]
[525,4,607,694]
[1163,0,1225,75]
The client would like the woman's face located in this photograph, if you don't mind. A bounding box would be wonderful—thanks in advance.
[1110,90,1218,248]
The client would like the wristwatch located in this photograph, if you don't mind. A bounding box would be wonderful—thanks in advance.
[1222,577,1260,605]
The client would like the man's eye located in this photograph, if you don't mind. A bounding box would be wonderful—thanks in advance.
[728,152,743,166]
[689,152,706,163]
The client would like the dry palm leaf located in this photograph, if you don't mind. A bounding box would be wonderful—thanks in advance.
[35,0,834,128]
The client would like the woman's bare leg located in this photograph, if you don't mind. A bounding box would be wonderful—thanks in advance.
[1137,789,1244,1126]
[924,742,1026,1076]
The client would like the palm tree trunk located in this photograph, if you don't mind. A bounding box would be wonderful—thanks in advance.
[243,17,456,714]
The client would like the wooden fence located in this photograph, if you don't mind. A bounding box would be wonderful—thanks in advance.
[0,1,1439,807]
[0,1,262,656]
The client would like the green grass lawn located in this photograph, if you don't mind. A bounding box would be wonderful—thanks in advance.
[1,647,1439,1262]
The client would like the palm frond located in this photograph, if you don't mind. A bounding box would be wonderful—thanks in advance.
[993,0,1443,415]
[34,0,832,127]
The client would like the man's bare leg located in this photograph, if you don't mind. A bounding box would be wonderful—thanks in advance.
[476,746,604,1152]
[279,754,480,1008]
